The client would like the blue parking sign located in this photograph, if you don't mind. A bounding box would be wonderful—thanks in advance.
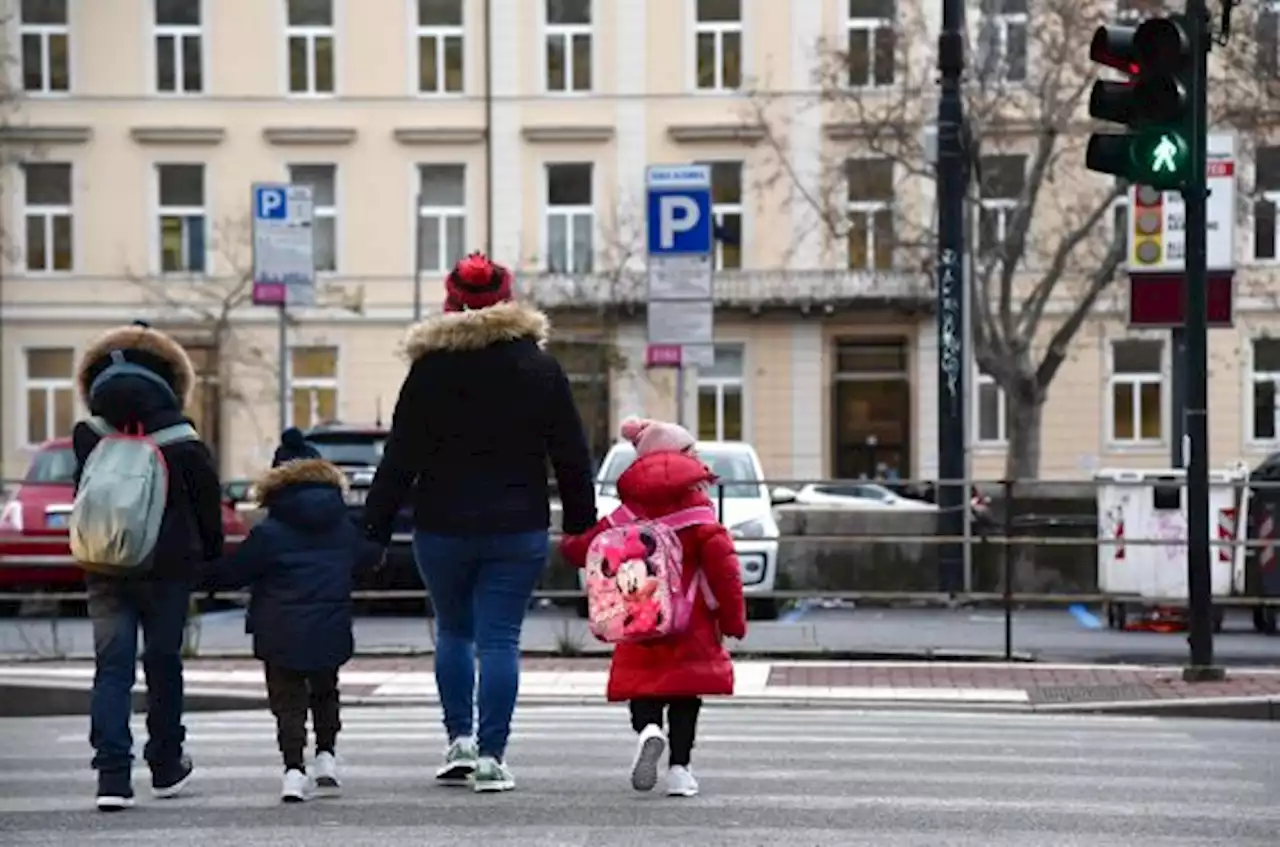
[646,165,713,256]
[254,185,288,220]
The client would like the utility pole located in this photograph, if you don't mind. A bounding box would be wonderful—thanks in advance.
[935,0,968,594]
[1181,0,1220,680]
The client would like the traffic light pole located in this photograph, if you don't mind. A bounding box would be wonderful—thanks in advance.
[936,0,967,595]
[1181,0,1221,681]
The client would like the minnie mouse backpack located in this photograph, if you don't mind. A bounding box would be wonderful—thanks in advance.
[583,505,719,644]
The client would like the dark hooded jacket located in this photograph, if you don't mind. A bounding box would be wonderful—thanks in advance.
[200,459,382,671]
[72,324,224,582]
[361,301,597,543]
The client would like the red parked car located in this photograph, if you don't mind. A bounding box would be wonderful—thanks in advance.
[0,438,247,592]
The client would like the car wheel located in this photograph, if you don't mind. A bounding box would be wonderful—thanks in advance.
[1212,607,1225,633]
[1253,606,1278,635]
[748,599,779,621]
[574,597,589,618]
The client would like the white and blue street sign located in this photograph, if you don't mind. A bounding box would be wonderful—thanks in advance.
[645,165,715,369]
[251,182,315,307]
[646,165,713,256]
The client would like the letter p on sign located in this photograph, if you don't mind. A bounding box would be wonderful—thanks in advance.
[658,196,700,250]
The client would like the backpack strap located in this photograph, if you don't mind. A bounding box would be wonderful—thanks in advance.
[150,422,199,446]
[659,506,719,531]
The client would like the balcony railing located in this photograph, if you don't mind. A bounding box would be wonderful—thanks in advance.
[514,268,932,310]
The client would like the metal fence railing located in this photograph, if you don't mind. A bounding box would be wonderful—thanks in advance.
[3,475,1278,661]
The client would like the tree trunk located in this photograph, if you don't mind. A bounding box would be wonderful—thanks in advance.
[1003,388,1046,592]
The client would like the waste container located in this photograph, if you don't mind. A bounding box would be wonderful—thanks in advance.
[1095,468,1244,631]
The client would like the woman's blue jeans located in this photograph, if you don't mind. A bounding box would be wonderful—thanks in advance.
[412,530,548,760]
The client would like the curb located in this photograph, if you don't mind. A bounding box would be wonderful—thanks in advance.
[4,680,1275,720]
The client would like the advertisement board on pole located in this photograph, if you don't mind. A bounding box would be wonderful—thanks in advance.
[251,183,316,307]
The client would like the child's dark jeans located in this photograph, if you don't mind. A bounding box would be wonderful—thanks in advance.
[629,697,702,766]
[263,663,342,771]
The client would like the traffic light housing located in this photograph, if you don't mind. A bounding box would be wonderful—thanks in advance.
[1086,16,1192,190]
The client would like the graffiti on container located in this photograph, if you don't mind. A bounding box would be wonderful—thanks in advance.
[1102,496,1128,560]
[1151,511,1188,564]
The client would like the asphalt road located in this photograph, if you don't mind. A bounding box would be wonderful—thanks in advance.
[0,704,1278,845]
[3,605,1278,665]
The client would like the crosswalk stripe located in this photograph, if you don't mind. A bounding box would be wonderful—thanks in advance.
[3,703,1276,841]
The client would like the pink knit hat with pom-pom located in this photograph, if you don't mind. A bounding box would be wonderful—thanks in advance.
[620,417,696,457]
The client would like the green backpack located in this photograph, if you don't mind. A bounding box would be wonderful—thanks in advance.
[69,416,199,575]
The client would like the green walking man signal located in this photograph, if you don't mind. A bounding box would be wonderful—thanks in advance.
[1086,16,1193,191]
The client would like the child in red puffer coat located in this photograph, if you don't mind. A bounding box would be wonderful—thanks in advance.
[561,418,747,798]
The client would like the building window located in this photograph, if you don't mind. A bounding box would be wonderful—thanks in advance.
[847,158,895,270]
[695,0,741,91]
[974,369,1006,444]
[417,0,464,94]
[1109,339,1163,444]
[1254,147,1280,260]
[417,165,467,273]
[287,0,334,95]
[978,154,1025,257]
[697,344,745,441]
[1111,178,1129,245]
[547,340,613,462]
[546,163,594,273]
[977,0,1027,83]
[289,346,338,429]
[24,348,75,446]
[847,0,895,87]
[157,164,206,273]
[706,161,742,270]
[20,0,70,93]
[545,0,591,93]
[22,163,73,273]
[155,0,203,94]
[288,164,337,272]
[1251,338,1280,441]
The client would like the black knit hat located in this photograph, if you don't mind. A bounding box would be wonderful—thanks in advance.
[272,427,321,467]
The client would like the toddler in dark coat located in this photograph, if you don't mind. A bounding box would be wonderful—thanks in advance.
[201,428,382,802]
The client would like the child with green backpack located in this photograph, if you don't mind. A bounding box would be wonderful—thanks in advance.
[69,321,225,812]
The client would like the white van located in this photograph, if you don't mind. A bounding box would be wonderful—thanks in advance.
[578,440,780,620]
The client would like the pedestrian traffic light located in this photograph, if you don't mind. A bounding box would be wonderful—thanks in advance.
[1086,16,1192,190]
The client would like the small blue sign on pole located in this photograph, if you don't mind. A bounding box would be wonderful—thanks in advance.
[645,165,714,256]
[251,182,315,307]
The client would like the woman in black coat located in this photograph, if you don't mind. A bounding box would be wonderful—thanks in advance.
[361,253,597,793]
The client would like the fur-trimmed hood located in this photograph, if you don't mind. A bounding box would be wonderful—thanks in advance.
[251,458,349,504]
[401,301,549,361]
[77,324,197,409]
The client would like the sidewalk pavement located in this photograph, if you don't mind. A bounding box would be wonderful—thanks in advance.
[2,658,1279,719]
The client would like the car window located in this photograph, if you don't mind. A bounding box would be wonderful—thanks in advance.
[597,444,763,499]
[305,435,386,467]
[26,448,76,483]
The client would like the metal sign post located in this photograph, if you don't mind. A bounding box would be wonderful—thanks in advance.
[644,165,715,426]
[251,183,315,432]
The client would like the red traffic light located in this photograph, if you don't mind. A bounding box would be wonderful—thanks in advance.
[1089,25,1138,74]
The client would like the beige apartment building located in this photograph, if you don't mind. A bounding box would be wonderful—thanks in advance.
[2,0,1280,486]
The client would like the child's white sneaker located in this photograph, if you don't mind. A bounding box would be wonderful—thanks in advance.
[666,765,699,797]
[281,769,311,803]
[313,751,341,795]
[630,724,667,792]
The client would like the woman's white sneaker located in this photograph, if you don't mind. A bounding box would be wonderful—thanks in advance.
[630,724,667,792]
[436,737,478,785]
[666,766,699,797]
[470,756,516,792]
[280,769,311,803]
[313,752,341,795]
